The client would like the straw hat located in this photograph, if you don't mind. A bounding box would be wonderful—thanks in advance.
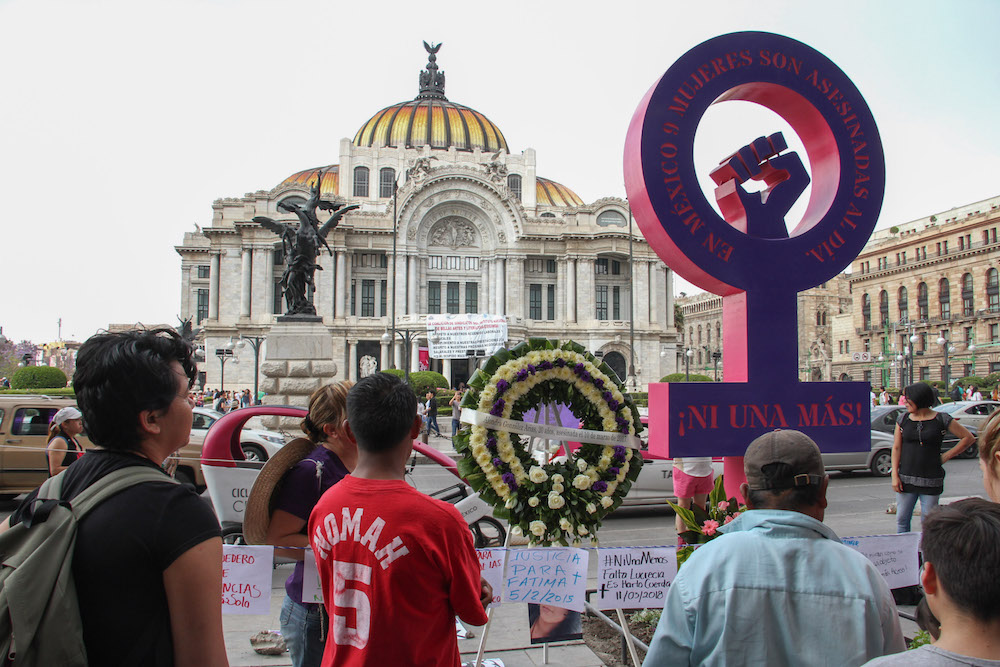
[243,437,317,545]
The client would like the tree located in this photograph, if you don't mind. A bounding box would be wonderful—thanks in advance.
[0,336,37,383]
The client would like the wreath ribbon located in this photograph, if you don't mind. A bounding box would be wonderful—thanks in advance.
[460,408,642,449]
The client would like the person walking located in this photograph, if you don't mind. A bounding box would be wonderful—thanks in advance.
[46,406,85,476]
[424,390,442,437]
[891,382,974,533]
[449,390,462,441]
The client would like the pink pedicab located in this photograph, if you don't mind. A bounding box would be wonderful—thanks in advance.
[200,405,504,547]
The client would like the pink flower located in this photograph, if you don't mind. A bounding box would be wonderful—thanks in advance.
[702,519,720,536]
[723,515,735,525]
[717,501,730,511]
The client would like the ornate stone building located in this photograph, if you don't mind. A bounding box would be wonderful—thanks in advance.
[831,194,1000,388]
[677,274,851,382]
[176,46,678,391]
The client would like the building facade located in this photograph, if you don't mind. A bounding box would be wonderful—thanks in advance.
[677,274,851,382]
[831,194,1000,388]
[176,46,678,392]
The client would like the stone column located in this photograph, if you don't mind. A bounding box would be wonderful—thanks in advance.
[209,252,221,320]
[344,252,353,317]
[380,338,390,370]
[407,255,418,315]
[556,259,566,323]
[665,267,675,328]
[578,258,594,323]
[481,259,490,313]
[635,260,649,325]
[566,257,577,323]
[181,265,192,317]
[394,340,403,369]
[335,250,347,319]
[442,358,452,387]
[497,258,506,317]
[240,248,252,318]
[410,340,419,373]
[649,262,658,324]
[348,340,358,382]
[507,257,524,318]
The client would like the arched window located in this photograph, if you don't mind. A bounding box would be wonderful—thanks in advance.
[507,174,522,201]
[716,322,721,344]
[939,278,951,319]
[879,290,889,327]
[597,210,627,227]
[379,168,396,198]
[962,273,974,316]
[862,293,871,329]
[918,282,929,320]
[988,269,999,312]
[353,166,369,197]
[898,286,908,322]
[697,325,703,346]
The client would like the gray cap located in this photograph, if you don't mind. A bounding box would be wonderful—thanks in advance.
[52,406,82,426]
[744,429,824,491]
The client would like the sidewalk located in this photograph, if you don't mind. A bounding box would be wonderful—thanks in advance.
[223,565,606,667]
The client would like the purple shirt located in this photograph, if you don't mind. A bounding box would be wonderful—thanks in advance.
[273,444,350,603]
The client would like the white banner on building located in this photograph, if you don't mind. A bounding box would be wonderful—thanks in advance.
[426,314,508,359]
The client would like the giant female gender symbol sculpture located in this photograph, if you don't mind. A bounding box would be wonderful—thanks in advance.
[624,32,885,497]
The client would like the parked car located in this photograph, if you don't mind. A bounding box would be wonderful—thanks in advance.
[189,407,290,463]
[875,404,980,459]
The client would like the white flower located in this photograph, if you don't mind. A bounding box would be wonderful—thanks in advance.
[601,496,614,509]
[505,497,517,509]
[605,481,618,495]
[530,520,547,537]
[480,386,497,406]
[573,474,591,490]
[577,525,589,536]
[551,474,564,484]
[529,466,549,484]
[526,351,543,365]
[548,493,566,509]
[572,538,582,547]
[511,525,523,536]
[586,503,597,514]
[586,469,599,483]
[470,431,487,448]
[577,458,588,472]
[552,483,565,493]
[528,496,540,507]
[559,518,572,530]
[599,453,613,468]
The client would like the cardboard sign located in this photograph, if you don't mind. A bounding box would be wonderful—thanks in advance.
[502,548,588,612]
[302,548,324,603]
[842,533,921,589]
[595,547,677,609]
[476,548,507,609]
[221,545,273,615]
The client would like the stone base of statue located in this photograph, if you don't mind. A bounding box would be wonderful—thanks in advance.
[258,320,337,430]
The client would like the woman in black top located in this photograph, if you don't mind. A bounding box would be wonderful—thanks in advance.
[47,405,85,476]
[891,382,974,532]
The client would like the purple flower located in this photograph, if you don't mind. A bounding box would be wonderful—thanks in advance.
[492,457,503,468]
[593,378,605,389]
[616,416,628,426]
[581,371,592,382]
[602,391,613,403]
[593,481,608,493]
[613,445,627,458]
[608,400,620,411]
[554,358,567,368]
[619,424,630,434]
[527,364,536,374]
[609,466,620,476]
[515,369,529,382]
[538,361,553,371]
[502,472,518,490]
[496,379,510,395]
[490,399,506,416]
[573,363,586,375]
[487,435,498,449]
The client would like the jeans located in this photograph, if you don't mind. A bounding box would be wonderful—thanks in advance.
[280,595,324,667]
[426,413,441,435]
[895,492,939,533]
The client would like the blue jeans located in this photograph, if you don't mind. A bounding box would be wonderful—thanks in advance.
[896,492,939,533]
[280,595,324,667]
[426,413,441,435]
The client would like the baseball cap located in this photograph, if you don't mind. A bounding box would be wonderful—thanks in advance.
[744,429,824,490]
[52,406,83,426]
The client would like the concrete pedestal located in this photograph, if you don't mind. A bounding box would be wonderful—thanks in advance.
[258,320,338,430]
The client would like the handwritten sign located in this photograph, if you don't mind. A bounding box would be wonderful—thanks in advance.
[221,545,273,615]
[502,548,588,612]
[596,547,677,609]
[477,548,507,609]
[842,533,921,589]
[302,548,324,603]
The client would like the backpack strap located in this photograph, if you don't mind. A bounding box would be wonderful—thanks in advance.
[69,466,179,519]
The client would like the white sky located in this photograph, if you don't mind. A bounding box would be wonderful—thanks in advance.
[2,0,998,343]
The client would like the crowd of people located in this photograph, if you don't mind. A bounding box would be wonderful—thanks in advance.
[4,328,1000,666]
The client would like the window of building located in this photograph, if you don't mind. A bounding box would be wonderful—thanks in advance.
[350,280,356,316]
[507,174,522,201]
[197,265,210,279]
[428,281,441,314]
[939,278,951,319]
[962,273,974,316]
[274,247,285,266]
[959,236,966,251]
[274,281,283,314]
[546,259,557,273]
[943,240,948,254]
[380,280,387,316]
[353,166,369,197]
[839,341,844,354]
[845,340,850,353]
[379,168,395,198]
[964,326,973,344]
[595,258,609,275]
[898,286,908,322]
[361,280,375,317]
[446,282,460,314]
[547,284,555,320]
[196,289,209,324]
[465,257,480,271]
[526,259,544,273]
[540,212,557,218]
[613,286,621,319]
[597,210,627,227]
[964,364,974,377]
[991,361,1000,374]
[879,290,889,327]
[466,282,478,313]
[918,282,929,320]
[529,284,542,319]
[989,269,1000,312]
[446,256,461,270]
[901,251,906,264]
[864,339,871,352]
[992,323,999,343]
[919,366,930,381]
[596,285,608,320]
[863,370,872,383]
[429,255,443,269]
[612,260,622,275]
[862,293,871,329]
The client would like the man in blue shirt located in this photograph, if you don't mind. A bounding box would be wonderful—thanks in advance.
[645,429,905,666]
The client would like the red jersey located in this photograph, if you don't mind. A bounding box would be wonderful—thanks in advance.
[308,476,488,667]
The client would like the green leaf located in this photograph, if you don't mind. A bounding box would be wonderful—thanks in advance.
[494,348,514,364]
[707,475,726,509]
[456,458,477,478]
[528,337,550,351]
[561,340,585,355]
[676,545,696,568]
[511,342,530,357]
[468,370,488,390]
[667,501,701,532]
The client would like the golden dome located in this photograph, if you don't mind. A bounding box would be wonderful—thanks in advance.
[277,165,339,197]
[353,43,507,153]
[536,177,583,207]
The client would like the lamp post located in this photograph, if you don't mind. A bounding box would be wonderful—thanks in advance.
[234,336,265,404]
[684,348,694,381]
[937,336,957,390]
[382,329,421,385]
[215,345,237,392]
[908,333,918,386]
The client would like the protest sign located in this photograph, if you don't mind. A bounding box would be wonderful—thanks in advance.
[842,533,921,589]
[221,545,273,615]
[596,547,677,609]
[502,547,587,612]
[476,548,507,609]
[302,548,324,603]
[426,314,508,359]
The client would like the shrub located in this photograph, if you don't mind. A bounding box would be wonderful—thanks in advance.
[659,372,713,383]
[10,365,67,389]
[408,371,449,397]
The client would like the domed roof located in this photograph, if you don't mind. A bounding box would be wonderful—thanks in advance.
[277,165,339,197]
[353,43,508,154]
[536,177,583,207]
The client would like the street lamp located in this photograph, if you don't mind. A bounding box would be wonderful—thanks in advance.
[234,335,265,405]
[908,333,918,386]
[215,344,237,392]
[937,336,956,390]
[382,329,421,385]
[684,348,694,381]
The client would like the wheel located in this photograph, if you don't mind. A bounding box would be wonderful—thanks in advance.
[470,516,505,548]
[241,443,268,463]
[958,442,979,459]
[222,524,246,546]
[870,450,892,477]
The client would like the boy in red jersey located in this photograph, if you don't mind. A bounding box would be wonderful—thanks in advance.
[308,372,490,666]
